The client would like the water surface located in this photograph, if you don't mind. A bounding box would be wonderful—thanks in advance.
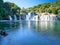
[0,21,60,45]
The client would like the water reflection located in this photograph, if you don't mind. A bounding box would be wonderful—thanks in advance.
[0,22,20,30]
[33,21,55,32]
[28,21,31,31]
[40,22,48,31]
[33,21,60,38]
[0,21,60,45]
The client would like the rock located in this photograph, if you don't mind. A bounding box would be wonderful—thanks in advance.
[0,30,8,36]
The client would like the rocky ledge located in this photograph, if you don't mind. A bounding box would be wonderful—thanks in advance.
[0,30,8,37]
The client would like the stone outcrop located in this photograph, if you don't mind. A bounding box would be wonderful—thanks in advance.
[0,30,8,36]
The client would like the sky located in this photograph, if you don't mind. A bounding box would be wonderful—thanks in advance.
[4,0,57,8]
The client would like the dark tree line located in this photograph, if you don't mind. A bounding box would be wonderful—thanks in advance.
[0,0,21,20]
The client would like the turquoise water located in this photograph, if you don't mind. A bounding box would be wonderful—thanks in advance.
[0,21,60,45]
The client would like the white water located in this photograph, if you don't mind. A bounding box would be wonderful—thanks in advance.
[26,13,31,21]
[31,15,38,21]
[19,15,21,20]
[9,15,21,22]
[26,15,30,21]
[26,12,37,21]
[31,15,58,21]
[14,15,17,21]
[9,13,58,21]
[9,16,12,21]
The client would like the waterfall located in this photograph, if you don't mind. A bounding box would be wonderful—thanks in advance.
[26,15,30,21]
[14,15,17,21]
[19,16,21,20]
[26,12,37,21]
[30,15,38,21]
[49,15,58,21]
[25,13,58,21]
[26,13,31,21]
[40,15,58,21]
[28,13,31,17]
[9,16,12,21]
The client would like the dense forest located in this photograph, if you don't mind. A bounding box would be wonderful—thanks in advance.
[0,0,21,20]
[26,0,60,17]
[0,0,60,20]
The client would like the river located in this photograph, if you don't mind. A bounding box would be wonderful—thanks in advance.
[0,21,60,45]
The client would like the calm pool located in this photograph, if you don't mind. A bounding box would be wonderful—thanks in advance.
[0,21,60,45]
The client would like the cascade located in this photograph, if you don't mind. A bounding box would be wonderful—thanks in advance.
[14,15,17,21]
[9,16,12,21]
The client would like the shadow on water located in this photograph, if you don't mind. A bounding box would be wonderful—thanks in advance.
[0,22,20,31]
[0,21,60,45]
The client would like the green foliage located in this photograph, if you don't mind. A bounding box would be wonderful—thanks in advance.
[57,10,60,17]
[26,0,60,16]
[0,0,21,20]
[0,0,4,19]
[4,2,21,15]
[20,7,27,15]
[0,0,60,20]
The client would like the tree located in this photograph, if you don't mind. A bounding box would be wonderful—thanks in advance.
[26,0,60,15]
[0,0,4,19]
[4,2,21,15]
